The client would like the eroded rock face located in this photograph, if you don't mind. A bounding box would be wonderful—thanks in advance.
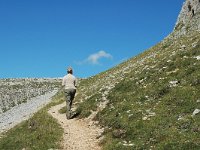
[173,0,200,37]
[177,0,200,24]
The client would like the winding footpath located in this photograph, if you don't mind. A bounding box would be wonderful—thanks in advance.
[0,90,103,149]
[0,90,58,134]
[48,102,103,150]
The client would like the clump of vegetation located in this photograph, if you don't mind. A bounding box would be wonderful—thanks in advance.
[174,22,184,31]
[76,93,102,118]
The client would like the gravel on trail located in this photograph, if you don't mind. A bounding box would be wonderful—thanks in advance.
[48,102,103,150]
[0,90,58,134]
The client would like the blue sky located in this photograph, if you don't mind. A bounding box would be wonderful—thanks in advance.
[0,0,184,78]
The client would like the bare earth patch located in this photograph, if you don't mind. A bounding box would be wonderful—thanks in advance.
[48,102,103,150]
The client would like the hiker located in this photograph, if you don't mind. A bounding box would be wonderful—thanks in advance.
[62,67,77,119]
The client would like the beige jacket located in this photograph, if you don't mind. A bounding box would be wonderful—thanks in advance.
[62,74,77,89]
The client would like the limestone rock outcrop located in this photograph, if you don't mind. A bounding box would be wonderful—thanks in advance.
[173,0,200,37]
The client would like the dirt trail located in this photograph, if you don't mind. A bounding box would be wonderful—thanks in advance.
[48,102,103,150]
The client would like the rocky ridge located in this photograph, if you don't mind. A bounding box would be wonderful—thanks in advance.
[0,78,60,114]
[172,0,200,38]
[0,90,57,134]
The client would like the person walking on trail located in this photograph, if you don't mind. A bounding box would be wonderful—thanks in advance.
[62,67,77,119]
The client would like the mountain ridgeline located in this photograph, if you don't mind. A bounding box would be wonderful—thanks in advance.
[75,0,200,149]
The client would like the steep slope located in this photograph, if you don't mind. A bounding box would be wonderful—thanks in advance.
[75,0,200,149]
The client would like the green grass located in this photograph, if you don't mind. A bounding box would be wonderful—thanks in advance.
[58,105,66,114]
[0,90,65,150]
[76,93,102,118]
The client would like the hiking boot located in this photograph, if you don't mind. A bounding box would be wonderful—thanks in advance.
[66,114,71,120]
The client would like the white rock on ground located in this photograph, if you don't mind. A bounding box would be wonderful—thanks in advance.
[192,109,200,117]
[194,56,200,60]
[0,90,57,133]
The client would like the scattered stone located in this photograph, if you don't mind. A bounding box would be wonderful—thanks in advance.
[128,114,134,117]
[192,109,200,117]
[169,80,179,87]
[181,45,186,49]
[142,116,148,120]
[163,66,167,69]
[167,60,172,62]
[126,110,131,113]
[121,141,135,147]
[123,143,135,147]
[194,56,200,60]
[149,112,156,117]
[166,68,179,75]
[177,115,185,121]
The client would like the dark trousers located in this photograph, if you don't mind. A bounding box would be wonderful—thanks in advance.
[65,88,76,119]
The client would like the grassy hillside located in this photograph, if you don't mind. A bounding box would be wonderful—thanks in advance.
[75,32,200,149]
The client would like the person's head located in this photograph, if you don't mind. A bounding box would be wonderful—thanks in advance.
[67,67,73,74]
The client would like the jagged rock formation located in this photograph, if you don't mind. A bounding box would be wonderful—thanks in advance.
[173,0,200,37]
[177,0,200,24]
[0,78,60,113]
